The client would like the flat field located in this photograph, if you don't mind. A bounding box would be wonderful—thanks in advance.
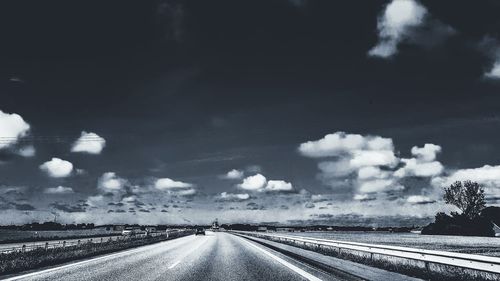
[286,231,500,257]
[0,229,120,243]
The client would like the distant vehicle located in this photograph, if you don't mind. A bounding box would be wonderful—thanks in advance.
[195,228,206,235]
[122,227,143,236]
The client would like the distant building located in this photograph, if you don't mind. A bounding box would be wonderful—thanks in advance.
[257,226,267,232]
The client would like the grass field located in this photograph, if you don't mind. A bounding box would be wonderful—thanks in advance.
[0,229,121,243]
[287,231,500,256]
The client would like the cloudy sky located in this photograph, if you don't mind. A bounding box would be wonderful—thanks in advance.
[1,0,500,226]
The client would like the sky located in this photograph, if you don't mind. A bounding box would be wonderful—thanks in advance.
[1,0,500,226]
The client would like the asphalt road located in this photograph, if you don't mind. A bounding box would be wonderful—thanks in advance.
[4,232,347,281]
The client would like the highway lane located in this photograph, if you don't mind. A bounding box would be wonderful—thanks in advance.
[4,232,343,281]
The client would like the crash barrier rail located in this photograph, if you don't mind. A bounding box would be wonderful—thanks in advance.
[0,229,189,254]
[231,230,500,274]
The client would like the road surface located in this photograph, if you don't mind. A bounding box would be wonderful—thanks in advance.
[3,232,414,281]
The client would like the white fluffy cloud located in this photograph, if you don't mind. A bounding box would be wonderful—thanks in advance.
[176,188,197,196]
[71,131,106,154]
[299,132,393,158]
[98,172,126,191]
[432,165,500,200]
[44,186,74,194]
[369,0,427,58]
[155,178,194,190]
[411,143,441,161]
[219,192,250,201]
[300,132,445,199]
[221,169,244,180]
[406,195,435,205]
[350,150,398,168]
[238,174,267,190]
[299,132,399,195]
[265,180,293,192]
[0,110,31,149]
[369,0,453,58]
[486,63,500,79]
[40,158,74,178]
[395,144,443,178]
[395,158,443,177]
[238,174,294,192]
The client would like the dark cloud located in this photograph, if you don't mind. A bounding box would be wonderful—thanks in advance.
[11,202,36,211]
[49,202,86,213]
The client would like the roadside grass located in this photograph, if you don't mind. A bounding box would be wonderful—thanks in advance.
[239,233,500,281]
[0,231,193,276]
[0,233,119,244]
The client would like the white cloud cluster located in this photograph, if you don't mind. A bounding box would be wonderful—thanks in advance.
[369,0,453,58]
[406,195,435,204]
[299,132,394,158]
[432,165,500,199]
[154,177,196,196]
[71,131,106,154]
[238,174,294,192]
[219,192,250,201]
[300,132,444,200]
[300,132,399,195]
[155,178,193,190]
[369,0,427,58]
[44,186,74,194]
[98,172,126,191]
[0,110,31,149]
[221,169,244,180]
[40,158,74,178]
[395,144,443,177]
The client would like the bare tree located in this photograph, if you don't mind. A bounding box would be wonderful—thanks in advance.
[443,180,486,220]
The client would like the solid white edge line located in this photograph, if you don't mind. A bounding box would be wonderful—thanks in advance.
[3,235,195,281]
[240,237,323,281]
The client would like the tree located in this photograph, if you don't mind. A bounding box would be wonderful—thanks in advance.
[443,180,486,220]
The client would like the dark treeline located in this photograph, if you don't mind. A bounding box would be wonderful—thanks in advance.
[0,222,415,232]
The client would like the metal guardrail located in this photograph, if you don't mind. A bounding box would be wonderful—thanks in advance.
[0,230,183,254]
[231,231,500,274]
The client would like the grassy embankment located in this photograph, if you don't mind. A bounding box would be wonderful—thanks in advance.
[0,231,193,276]
[237,232,500,281]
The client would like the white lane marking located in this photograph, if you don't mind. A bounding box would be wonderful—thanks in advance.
[241,238,323,281]
[167,235,209,269]
[168,260,181,269]
[4,235,196,281]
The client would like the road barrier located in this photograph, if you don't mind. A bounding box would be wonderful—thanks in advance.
[0,230,186,254]
[231,231,500,275]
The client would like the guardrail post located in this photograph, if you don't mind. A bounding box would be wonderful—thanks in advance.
[100,237,103,243]
[22,244,26,252]
[45,242,48,250]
